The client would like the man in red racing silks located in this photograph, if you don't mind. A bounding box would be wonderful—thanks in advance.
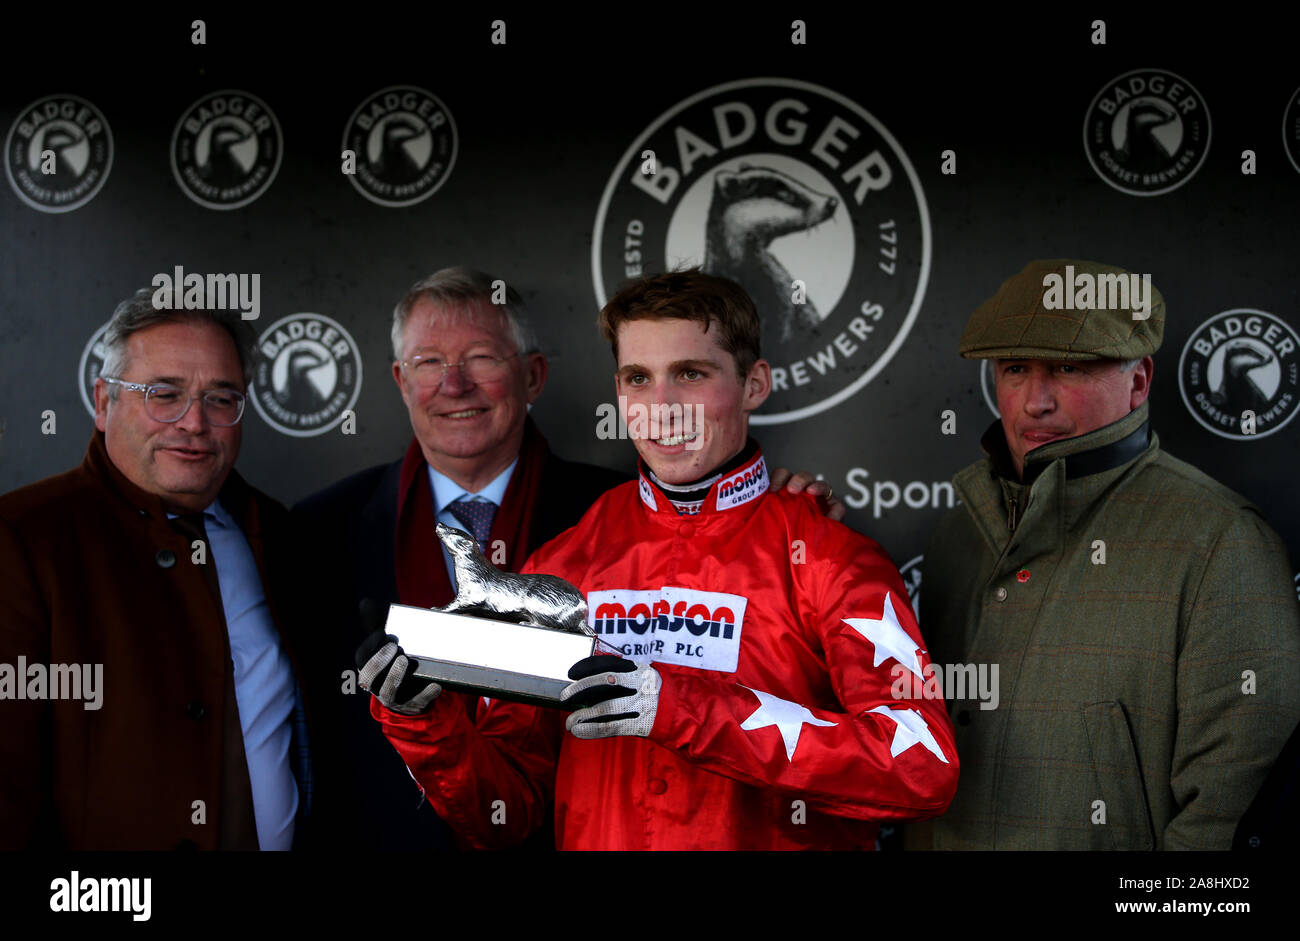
[357,269,958,849]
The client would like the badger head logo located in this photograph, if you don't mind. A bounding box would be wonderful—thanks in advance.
[702,163,839,348]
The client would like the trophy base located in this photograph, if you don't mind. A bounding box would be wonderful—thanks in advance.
[384,603,598,708]
[409,661,575,708]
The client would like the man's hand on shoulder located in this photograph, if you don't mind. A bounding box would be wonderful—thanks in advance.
[562,656,661,739]
[356,631,442,715]
[770,467,845,523]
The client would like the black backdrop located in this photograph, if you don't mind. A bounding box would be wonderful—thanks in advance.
[2,8,1297,595]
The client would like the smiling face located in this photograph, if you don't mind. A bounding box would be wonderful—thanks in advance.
[393,298,547,491]
[615,317,771,485]
[93,319,245,513]
[994,357,1153,478]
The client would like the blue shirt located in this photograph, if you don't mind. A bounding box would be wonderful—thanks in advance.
[174,501,299,851]
[427,459,517,590]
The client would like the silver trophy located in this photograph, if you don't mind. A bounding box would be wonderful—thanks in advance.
[383,523,599,707]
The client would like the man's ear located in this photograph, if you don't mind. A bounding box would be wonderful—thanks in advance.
[391,360,413,409]
[93,378,110,433]
[742,359,772,412]
[1130,356,1154,409]
[524,352,548,404]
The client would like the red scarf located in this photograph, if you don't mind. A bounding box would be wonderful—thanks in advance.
[394,417,549,607]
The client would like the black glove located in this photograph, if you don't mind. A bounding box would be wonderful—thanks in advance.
[355,629,442,715]
[561,655,661,738]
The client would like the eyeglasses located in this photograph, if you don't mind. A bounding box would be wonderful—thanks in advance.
[400,352,520,390]
[100,377,247,426]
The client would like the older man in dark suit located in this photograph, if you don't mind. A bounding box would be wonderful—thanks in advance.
[0,290,313,850]
[295,269,626,849]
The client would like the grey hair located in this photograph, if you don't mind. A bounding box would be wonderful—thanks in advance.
[1118,357,1141,372]
[99,288,257,398]
[390,267,538,361]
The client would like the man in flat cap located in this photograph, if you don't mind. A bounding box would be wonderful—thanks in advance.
[916,259,1300,850]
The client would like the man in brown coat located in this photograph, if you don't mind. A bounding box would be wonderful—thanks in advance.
[0,290,313,850]
[917,259,1300,849]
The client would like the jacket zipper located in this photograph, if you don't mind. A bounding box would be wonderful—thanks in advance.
[1007,495,1018,533]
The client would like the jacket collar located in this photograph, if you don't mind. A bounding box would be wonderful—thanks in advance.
[637,444,770,522]
[980,401,1152,488]
[955,402,1159,557]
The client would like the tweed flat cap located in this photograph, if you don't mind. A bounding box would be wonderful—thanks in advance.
[959,259,1165,360]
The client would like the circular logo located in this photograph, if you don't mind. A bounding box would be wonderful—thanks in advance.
[250,313,362,436]
[5,94,113,213]
[979,360,1000,418]
[1284,85,1300,175]
[1083,68,1210,197]
[899,554,923,624]
[343,85,458,206]
[1178,309,1299,440]
[592,78,931,425]
[78,320,113,416]
[171,90,282,209]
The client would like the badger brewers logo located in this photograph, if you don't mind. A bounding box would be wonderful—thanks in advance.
[171,90,282,209]
[250,313,362,436]
[343,85,458,207]
[1084,68,1210,197]
[1284,85,1300,175]
[1178,309,1298,440]
[593,78,930,424]
[77,321,113,416]
[5,94,112,213]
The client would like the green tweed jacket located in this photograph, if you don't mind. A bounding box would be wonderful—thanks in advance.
[920,402,1300,849]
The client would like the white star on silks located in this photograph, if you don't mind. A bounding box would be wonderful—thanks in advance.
[842,592,923,679]
[738,687,837,762]
[867,705,949,763]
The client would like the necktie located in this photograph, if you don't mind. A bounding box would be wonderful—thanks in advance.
[447,499,497,548]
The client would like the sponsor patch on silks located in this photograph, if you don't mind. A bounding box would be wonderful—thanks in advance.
[249,312,363,437]
[715,455,768,511]
[588,587,748,672]
[638,475,658,511]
